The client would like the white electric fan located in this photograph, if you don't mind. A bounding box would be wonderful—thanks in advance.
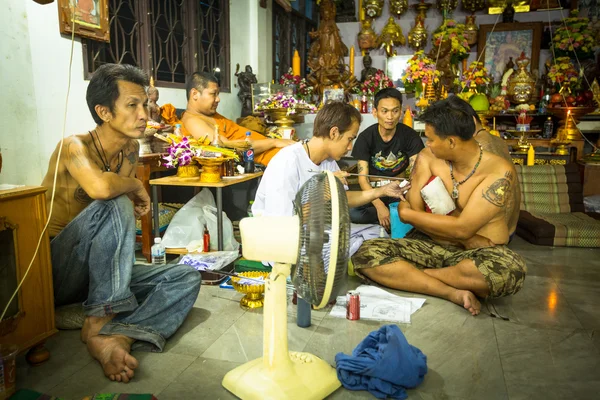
[222,171,351,399]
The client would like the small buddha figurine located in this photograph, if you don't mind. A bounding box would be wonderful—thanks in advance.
[147,77,161,123]
[360,54,378,83]
[376,17,406,57]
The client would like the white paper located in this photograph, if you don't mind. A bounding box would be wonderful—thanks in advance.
[330,285,426,324]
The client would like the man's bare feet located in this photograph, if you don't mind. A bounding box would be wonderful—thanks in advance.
[449,290,481,316]
[81,315,115,343]
[87,335,138,383]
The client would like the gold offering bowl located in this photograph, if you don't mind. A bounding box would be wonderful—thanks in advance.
[262,108,307,127]
[231,271,270,309]
[193,157,230,183]
[476,110,498,132]
[176,163,201,179]
[546,107,596,141]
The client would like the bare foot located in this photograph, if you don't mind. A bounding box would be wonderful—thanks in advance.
[87,335,138,382]
[81,315,115,344]
[449,290,481,316]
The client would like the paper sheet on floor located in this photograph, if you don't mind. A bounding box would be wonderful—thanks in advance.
[330,285,426,324]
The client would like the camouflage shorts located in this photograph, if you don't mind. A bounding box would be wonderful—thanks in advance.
[351,230,527,298]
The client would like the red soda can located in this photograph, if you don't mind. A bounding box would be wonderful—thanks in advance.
[346,291,360,320]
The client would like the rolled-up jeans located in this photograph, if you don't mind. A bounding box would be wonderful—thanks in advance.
[50,195,201,352]
[349,196,394,225]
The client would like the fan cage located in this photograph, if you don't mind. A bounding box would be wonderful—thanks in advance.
[292,172,350,306]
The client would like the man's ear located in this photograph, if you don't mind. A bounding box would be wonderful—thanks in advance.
[191,88,200,100]
[95,104,112,123]
[448,137,456,149]
[329,126,340,140]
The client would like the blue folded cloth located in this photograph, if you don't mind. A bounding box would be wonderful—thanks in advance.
[335,325,427,399]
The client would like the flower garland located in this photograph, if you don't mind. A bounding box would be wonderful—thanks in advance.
[162,136,196,168]
[431,19,470,65]
[254,93,317,115]
[353,69,395,95]
[279,68,315,101]
[552,10,597,60]
[460,61,491,93]
[546,57,579,92]
[401,51,440,94]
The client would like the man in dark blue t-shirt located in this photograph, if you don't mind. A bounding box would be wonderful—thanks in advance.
[350,88,424,228]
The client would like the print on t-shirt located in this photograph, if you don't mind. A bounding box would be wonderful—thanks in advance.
[371,150,409,174]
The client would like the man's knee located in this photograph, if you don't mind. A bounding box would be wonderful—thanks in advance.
[172,264,202,289]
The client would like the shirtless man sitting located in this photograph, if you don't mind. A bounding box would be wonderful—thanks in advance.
[181,72,294,166]
[42,64,201,382]
[352,97,526,315]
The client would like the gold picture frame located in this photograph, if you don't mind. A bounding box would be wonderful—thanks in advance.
[57,0,109,42]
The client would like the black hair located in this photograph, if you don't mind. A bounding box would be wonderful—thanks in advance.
[374,88,402,109]
[86,64,149,125]
[418,97,476,141]
[446,95,481,124]
[186,72,219,101]
[313,101,362,139]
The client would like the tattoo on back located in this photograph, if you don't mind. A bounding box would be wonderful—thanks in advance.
[482,176,511,207]
[74,185,93,204]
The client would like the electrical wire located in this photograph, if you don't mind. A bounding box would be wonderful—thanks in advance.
[0,7,76,322]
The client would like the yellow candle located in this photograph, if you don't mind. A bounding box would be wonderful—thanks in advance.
[292,50,301,77]
[349,46,355,75]
[527,145,535,166]
[359,0,364,21]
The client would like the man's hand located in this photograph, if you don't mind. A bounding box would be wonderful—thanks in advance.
[379,181,411,201]
[398,200,413,223]
[274,139,296,148]
[130,187,150,219]
[460,234,495,250]
[375,203,391,230]
[333,170,349,186]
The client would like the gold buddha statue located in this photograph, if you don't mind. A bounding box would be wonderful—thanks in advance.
[377,17,406,57]
[507,54,536,104]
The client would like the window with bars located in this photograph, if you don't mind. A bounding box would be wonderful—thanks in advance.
[82,0,230,91]
[273,0,317,80]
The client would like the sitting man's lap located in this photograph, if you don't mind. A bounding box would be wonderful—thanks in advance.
[352,230,527,298]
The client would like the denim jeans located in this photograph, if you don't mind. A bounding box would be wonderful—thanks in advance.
[349,196,394,225]
[51,195,201,352]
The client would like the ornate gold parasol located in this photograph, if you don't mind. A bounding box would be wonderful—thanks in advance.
[546,106,596,141]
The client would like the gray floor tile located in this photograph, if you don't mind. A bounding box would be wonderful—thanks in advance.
[485,276,583,330]
[495,320,600,400]
[47,351,196,399]
[556,280,600,329]
[15,330,94,394]
[156,357,240,400]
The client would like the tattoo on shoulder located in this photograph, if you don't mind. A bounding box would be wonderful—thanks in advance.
[357,163,365,173]
[482,177,511,207]
[74,185,93,204]
[409,154,420,179]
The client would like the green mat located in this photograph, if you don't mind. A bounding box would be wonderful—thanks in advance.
[11,389,158,400]
[234,258,271,273]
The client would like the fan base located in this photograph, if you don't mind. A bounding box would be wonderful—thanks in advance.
[222,351,341,399]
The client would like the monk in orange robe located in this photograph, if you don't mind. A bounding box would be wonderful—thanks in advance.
[180,72,294,166]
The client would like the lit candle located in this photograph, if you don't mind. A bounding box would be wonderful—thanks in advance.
[349,46,355,75]
[292,50,301,77]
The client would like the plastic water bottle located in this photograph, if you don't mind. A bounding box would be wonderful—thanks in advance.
[543,117,554,139]
[151,237,166,265]
[247,200,254,217]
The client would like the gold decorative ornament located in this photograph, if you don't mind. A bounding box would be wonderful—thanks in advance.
[376,17,406,57]
[461,0,486,13]
[507,56,536,104]
[231,271,270,309]
[408,1,432,51]
[176,163,201,179]
[463,15,478,46]
[364,0,384,18]
[193,157,229,183]
[357,18,378,53]
[389,0,409,17]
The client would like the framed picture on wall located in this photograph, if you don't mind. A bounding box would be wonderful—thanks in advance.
[477,22,543,83]
[386,55,412,93]
[57,0,110,42]
[322,88,345,104]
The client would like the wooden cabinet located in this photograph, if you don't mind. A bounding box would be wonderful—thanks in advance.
[0,186,57,365]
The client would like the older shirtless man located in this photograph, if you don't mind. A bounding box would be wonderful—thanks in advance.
[181,72,294,165]
[352,98,526,315]
[42,64,201,382]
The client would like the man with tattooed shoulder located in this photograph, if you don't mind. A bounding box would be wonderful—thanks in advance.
[351,97,526,316]
[41,64,200,383]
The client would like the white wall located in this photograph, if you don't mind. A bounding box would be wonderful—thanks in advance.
[0,0,272,186]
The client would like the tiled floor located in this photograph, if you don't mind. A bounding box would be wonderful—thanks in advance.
[15,237,600,399]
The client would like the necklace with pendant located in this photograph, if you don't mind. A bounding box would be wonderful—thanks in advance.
[90,130,123,173]
[449,143,483,200]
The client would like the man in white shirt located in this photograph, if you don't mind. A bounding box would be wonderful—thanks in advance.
[253,102,410,244]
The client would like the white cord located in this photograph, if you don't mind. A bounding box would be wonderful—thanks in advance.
[0,8,76,322]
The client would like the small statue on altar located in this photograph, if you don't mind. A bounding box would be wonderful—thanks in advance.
[235,64,257,117]
[428,39,455,91]
[377,17,406,57]
[357,18,378,53]
[147,77,161,123]
[507,53,536,104]
[360,54,378,82]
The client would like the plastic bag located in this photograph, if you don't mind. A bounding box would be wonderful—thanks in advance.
[161,188,216,248]
[203,205,240,252]
[180,251,239,271]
